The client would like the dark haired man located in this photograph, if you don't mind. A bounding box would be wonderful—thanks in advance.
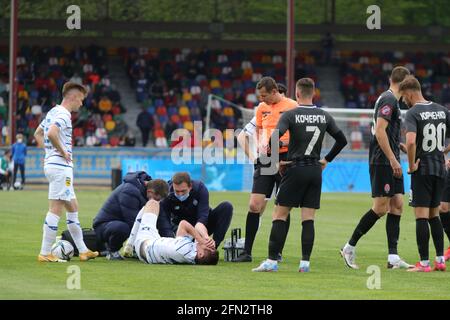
[134,199,218,265]
[341,66,412,270]
[93,172,173,260]
[401,76,449,272]
[233,77,297,262]
[253,78,347,272]
[160,172,233,248]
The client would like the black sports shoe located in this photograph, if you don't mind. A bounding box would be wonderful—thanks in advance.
[231,252,252,262]
[106,250,124,260]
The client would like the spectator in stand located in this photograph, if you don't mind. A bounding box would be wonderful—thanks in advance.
[121,131,136,147]
[98,96,113,113]
[165,117,180,140]
[113,116,129,140]
[136,107,154,147]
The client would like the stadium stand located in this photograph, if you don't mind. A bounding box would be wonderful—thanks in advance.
[0,45,130,147]
[1,46,450,148]
[120,47,322,147]
[337,50,450,109]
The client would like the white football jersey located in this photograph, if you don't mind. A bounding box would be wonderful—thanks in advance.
[242,116,258,157]
[243,116,257,136]
[146,235,197,264]
[39,105,73,169]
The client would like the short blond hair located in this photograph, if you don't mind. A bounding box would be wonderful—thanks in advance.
[62,82,87,98]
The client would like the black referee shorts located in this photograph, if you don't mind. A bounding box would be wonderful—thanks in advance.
[252,153,287,199]
[410,173,445,208]
[441,171,450,203]
[369,165,404,198]
[276,164,322,209]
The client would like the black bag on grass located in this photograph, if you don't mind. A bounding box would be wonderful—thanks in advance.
[61,228,106,256]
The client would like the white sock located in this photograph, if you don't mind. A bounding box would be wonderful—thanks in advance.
[436,256,445,264]
[126,208,144,249]
[344,243,355,252]
[388,254,400,263]
[66,212,88,253]
[267,259,278,264]
[420,260,430,267]
[140,211,158,226]
[40,212,60,255]
[300,260,310,267]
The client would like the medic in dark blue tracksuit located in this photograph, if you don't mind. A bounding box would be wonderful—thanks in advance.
[161,172,233,248]
[93,171,173,256]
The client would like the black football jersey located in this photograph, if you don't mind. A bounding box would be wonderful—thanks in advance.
[276,105,340,163]
[405,101,450,177]
[369,90,402,165]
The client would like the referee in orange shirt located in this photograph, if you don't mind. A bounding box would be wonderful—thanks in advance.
[233,77,297,262]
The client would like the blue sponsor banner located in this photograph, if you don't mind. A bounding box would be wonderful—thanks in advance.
[121,159,248,191]
[22,147,170,183]
[15,147,412,192]
[322,160,411,193]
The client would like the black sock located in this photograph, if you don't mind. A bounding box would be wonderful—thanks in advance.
[386,213,401,255]
[349,209,380,246]
[301,220,315,261]
[439,211,450,243]
[279,213,290,255]
[244,212,260,255]
[416,218,430,261]
[268,220,287,261]
[429,216,444,257]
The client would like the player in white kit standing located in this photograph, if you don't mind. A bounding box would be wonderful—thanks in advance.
[34,82,99,262]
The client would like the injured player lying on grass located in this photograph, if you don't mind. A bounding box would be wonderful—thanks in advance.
[134,199,219,265]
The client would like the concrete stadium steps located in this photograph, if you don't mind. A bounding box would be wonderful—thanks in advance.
[107,56,147,146]
[317,66,345,108]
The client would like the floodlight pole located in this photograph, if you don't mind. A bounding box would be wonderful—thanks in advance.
[286,0,295,99]
[8,0,18,145]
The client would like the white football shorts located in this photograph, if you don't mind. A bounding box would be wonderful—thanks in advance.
[44,166,76,201]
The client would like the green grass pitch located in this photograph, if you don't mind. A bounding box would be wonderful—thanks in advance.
[1,190,449,300]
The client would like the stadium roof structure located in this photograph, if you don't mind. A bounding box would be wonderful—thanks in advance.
[0,19,449,52]
[0,0,449,51]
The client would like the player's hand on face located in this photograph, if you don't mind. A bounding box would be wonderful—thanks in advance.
[407,158,420,174]
[390,158,402,178]
[203,237,215,250]
[319,159,328,171]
